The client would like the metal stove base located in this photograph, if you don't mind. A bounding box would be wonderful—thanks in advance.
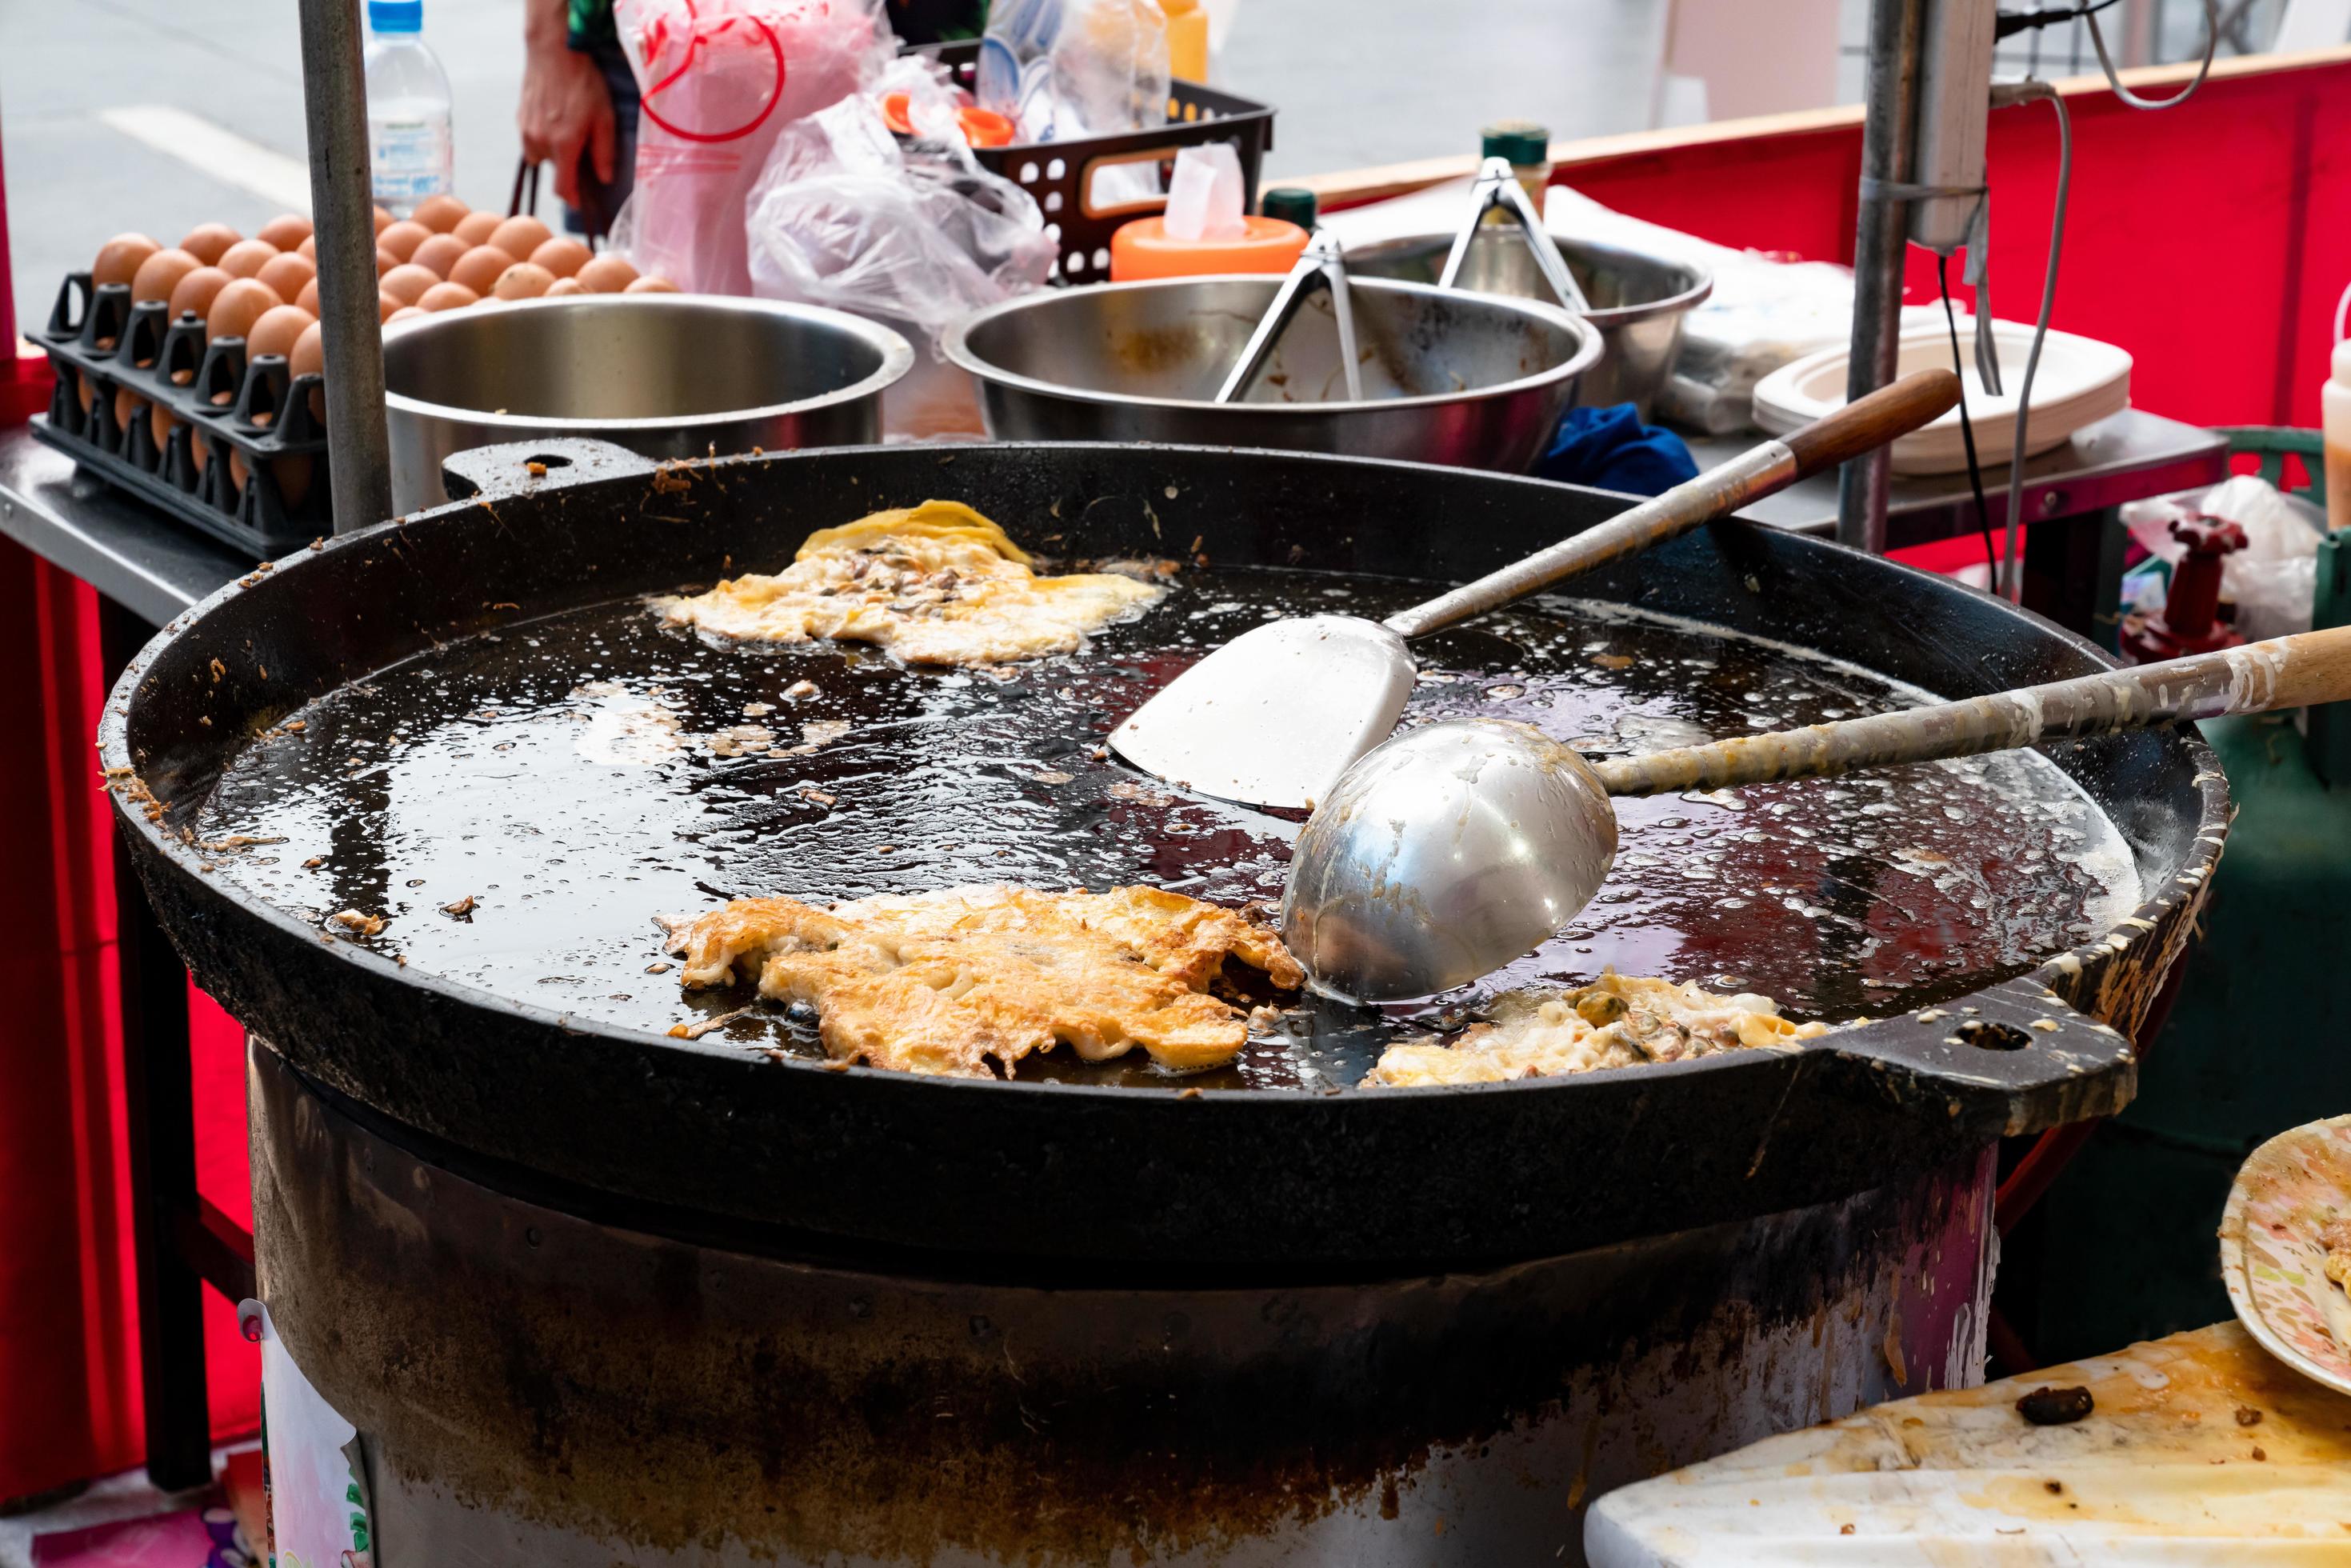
[250,1039,1995,1566]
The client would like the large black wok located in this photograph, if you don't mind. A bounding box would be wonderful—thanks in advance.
[99,440,2222,1272]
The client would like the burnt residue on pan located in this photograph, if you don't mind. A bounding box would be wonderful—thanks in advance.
[189,560,2140,1089]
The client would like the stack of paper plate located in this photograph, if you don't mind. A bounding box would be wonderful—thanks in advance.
[1753,316,2131,474]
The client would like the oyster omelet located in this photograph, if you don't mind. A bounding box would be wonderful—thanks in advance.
[670,884,1303,1078]
[659,500,1162,666]
[1369,971,1833,1086]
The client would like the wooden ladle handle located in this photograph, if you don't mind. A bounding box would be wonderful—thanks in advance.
[1597,626,2351,798]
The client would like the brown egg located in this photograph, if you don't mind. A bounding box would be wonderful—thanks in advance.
[231,447,314,509]
[298,235,317,260]
[257,214,314,250]
[372,206,394,236]
[625,275,681,294]
[187,430,210,477]
[575,253,638,293]
[218,238,280,279]
[247,305,315,362]
[92,233,162,288]
[274,454,315,508]
[206,278,284,342]
[256,252,316,300]
[167,265,233,324]
[386,305,431,322]
[150,402,180,454]
[493,262,554,300]
[295,278,320,315]
[376,246,399,276]
[378,290,402,323]
[412,194,470,234]
[178,223,241,266]
[526,237,593,279]
[130,247,202,305]
[488,214,554,260]
[410,233,470,279]
[74,368,96,414]
[290,322,325,380]
[453,210,501,246]
[114,384,145,437]
[378,220,431,262]
[379,263,440,305]
[544,276,587,297]
[449,245,515,296]
[418,281,481,311]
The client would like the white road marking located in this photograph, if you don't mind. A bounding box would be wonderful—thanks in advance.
[98,105,312,213]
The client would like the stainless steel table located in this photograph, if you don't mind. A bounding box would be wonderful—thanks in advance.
[1683,408,2229,646]
[0,425,249,624]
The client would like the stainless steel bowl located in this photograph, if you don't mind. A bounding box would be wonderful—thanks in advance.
[1348,232,1711,418]
[942,276,1601,473]
[382,294,914,512]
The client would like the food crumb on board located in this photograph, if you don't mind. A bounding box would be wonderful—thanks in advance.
[2015,1386,2094,1426]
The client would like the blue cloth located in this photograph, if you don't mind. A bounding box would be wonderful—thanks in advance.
[1532,402,1698,496]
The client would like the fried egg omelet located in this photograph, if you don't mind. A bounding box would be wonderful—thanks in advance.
[660,500,1162,666]
[671,884,1303,1078]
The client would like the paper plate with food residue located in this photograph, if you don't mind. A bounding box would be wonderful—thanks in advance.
[2221,1113,2351,1396]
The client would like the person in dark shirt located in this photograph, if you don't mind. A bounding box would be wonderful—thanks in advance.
[519,0,987,237]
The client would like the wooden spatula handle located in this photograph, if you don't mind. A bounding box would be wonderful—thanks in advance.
[1383,369,1962,641]
[1779,366,1964,480]
[1597,626,2351,798]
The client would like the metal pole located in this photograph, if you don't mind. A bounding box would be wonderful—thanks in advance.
[1836,0,1926,554]
[296,0,394,534]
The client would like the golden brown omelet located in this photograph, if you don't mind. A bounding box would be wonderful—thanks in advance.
[1368,971,1832,1086]
[659,500,1162,666]
[672,884,1303,1078]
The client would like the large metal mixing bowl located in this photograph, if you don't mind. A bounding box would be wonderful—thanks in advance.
[382,294,914,512]
[942,276,1601,472]
[1348,231,1711,418]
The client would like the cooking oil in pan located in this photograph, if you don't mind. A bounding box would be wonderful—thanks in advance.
[194,567,2141,1090]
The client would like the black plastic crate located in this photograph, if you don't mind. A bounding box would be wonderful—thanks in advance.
[34,271,332,556]
[921,41,1274,284]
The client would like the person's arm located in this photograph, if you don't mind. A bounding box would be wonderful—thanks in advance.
[518,0,616,209]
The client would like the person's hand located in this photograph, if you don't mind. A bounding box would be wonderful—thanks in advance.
[518,34,616,209]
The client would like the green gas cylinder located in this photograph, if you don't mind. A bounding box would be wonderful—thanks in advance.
[2019,530,2351,1362]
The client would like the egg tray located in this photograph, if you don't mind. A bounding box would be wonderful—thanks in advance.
[33,270,332,556]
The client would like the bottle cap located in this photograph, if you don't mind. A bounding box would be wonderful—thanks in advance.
[1481,121,1550,166]
[368,0,423,34]
[1258,187,1317,229]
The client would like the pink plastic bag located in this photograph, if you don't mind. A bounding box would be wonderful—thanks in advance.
[612,0,890,294]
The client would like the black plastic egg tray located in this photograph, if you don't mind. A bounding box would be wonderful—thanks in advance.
[34,271,332,555]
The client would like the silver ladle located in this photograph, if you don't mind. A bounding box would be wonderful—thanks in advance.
[1281,626,2351,1001]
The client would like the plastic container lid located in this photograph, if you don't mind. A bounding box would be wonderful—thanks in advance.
[1110,215,1310,282]
[368,0,423,34]
[1258,187,1318,229]
[1481,121,1550,166]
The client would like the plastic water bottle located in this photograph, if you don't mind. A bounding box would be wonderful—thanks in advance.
[364,0,454,218]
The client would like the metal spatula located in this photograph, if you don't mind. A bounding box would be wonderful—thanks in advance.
[1285,623,2351,1000]
[1110,368,1962,810]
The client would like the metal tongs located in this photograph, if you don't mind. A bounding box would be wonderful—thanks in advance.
[1439,156,1593,315]
[1215,230,1365,405]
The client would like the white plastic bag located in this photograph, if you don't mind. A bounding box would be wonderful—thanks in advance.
[2121,474,2325,642]
[610,0,892,294]
[746,83,1054,434]
[977,0,1168,142]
